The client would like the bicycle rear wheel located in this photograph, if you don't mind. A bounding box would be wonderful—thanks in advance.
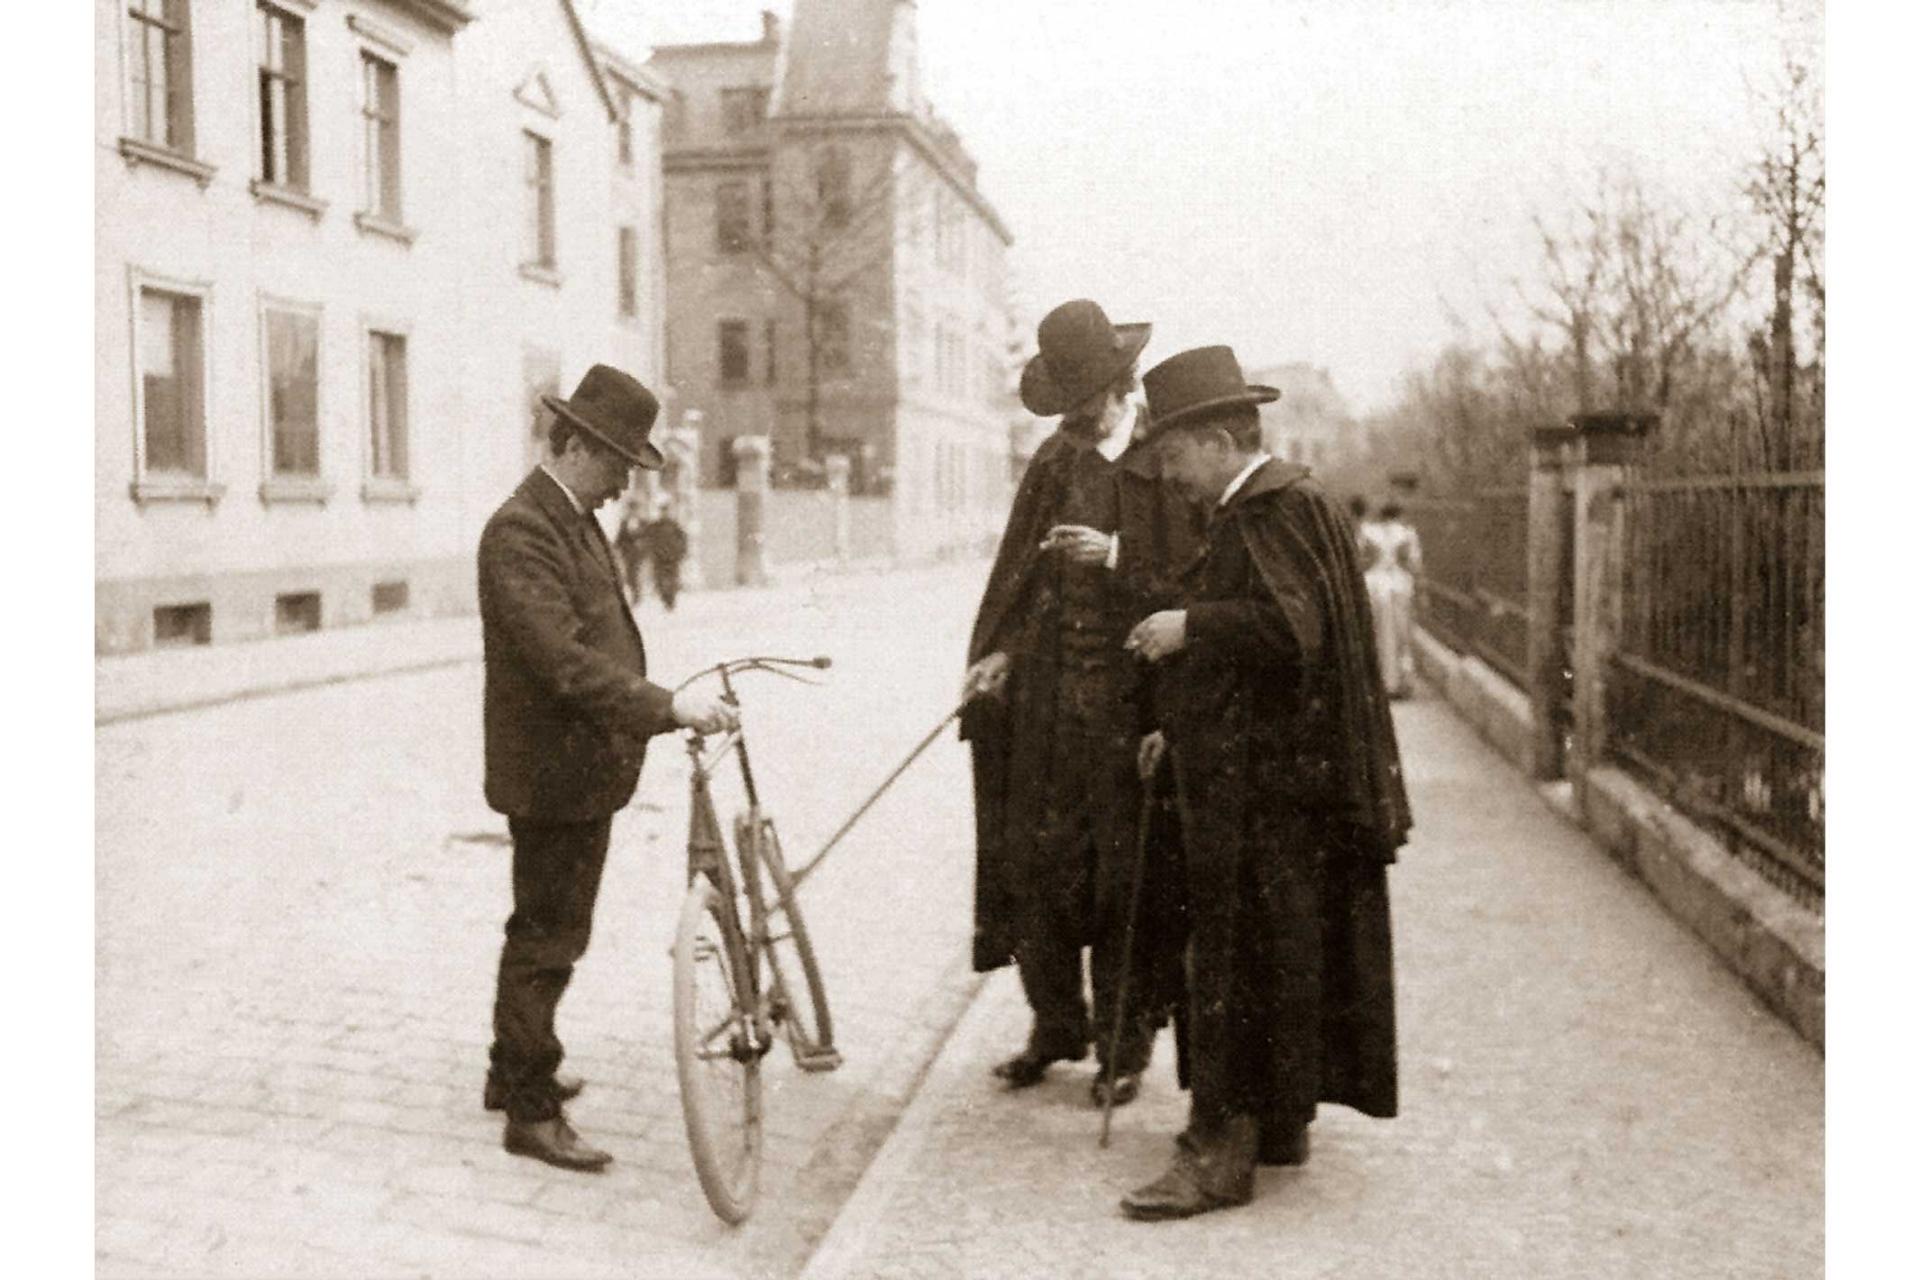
[672,877,764,1224]
[753,819,838,1070]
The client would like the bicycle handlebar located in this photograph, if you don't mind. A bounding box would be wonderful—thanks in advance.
[674,654,833,693]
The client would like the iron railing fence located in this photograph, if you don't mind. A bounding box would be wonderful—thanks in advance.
[1403,490,1531,688]
[1608,470,1824,909]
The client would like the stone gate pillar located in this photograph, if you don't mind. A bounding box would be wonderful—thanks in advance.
[1525,424,1575,780]
[1566,411,1656,811]
[732,434,771,587]
[825,454,851,563]
[662,418,702,590]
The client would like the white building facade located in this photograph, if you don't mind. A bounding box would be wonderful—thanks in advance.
[95,0,666,653]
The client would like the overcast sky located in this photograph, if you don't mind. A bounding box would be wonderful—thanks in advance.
[582,0,1817,414]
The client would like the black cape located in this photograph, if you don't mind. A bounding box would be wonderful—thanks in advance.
[961,428,1204,973]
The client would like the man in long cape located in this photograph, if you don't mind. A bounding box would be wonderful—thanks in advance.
[1121,345,1411,1220]
[961,300,1204,1106]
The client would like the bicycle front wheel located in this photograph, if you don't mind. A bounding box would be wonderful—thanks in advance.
[672,877,764,1224]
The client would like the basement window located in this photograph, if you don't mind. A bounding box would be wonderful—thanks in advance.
[152,602,211,647]
[275,591,322,634]
[371,580,409,614]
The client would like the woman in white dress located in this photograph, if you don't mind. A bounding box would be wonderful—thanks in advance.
[1359,501,1422,698]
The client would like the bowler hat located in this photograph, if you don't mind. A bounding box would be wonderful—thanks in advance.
[541,364,665,470]
[1139,346,1279,438]
[1019,300,1152,417]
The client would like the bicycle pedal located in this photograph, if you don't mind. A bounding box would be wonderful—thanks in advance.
[794,1048,843,1074]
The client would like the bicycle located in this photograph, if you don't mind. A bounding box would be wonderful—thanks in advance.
[670,654,842,1225]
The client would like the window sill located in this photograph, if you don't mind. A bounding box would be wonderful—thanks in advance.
[354,212,418,246]
[251,181,328,220]
[260,476,335,505]
[617,312,642,328]
[362,477,422,504]
[131,477,225,506]
[118,137,217,188]
[519,262,564,289]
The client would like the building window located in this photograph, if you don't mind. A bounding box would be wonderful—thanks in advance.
[616,92,634,168]
[524,131,556,268]
[718,320,750,386]
[617,225,638,318]
[264,307,320,476]
[257,3,308,189]
[275,591,322,634]
[720,86,769,135]
[371,580,410,614]
[815,146,851,229]
[360,52,401,219]
[716,181,751,253]
[763,319,777,386]
[367,331,409,480]
[138,286,207,477]
[818,300,850,374]
[126,0,195,153]
[153,602,212,647]
[761,177,775,239]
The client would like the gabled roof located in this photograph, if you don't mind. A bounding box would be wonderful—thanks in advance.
[557,0,618,121]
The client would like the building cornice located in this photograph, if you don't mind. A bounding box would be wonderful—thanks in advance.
[383,0,474,35]
[663,147,772,174]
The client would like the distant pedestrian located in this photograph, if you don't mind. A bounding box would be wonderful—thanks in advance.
[1123,345,1410,1221]
[1359,501,1422,698]
[1346,494,1369,544]
[477,365,737,1172]
[643,504,689,611]
[961,299,1203,1110]
[613,502,650,605]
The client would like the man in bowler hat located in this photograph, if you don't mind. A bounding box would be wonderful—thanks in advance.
[1121,346,1411,1219]
[478,364,737,1171]
[960,301,1203,1108]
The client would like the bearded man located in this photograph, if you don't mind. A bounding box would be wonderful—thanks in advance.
[961,300,1204,1108]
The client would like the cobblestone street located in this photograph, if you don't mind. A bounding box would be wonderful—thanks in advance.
[96,563,994,1279]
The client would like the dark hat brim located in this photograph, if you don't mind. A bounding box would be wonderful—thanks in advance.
[1019,322,1152,417]
[1142,384,1281,438]
[542,394,666,470]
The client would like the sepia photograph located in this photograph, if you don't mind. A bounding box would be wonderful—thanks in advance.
[81,0,1848,1275]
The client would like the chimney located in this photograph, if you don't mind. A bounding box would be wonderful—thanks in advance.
[761,10,779,44]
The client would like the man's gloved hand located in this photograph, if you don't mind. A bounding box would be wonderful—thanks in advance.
[961,651,1011,704]
[1137,730,1167,781]
[672,688,739,735]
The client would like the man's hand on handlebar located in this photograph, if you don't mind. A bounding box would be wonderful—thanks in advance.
[672,688,739,736]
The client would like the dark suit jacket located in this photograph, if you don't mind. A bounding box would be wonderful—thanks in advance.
[479,468,680,821]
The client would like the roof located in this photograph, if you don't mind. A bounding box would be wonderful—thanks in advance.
[774,0,908,117]
[557,0,618,121]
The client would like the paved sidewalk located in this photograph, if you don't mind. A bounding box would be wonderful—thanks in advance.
[800,696,1825,1280]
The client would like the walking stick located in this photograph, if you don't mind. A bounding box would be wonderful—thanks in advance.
[1100,749,1163,1148]
[789,704,963,889]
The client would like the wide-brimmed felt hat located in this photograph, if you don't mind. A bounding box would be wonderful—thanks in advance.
[541,364,665,470]
[1019,299,1152,417]
[1138,346,1280,439]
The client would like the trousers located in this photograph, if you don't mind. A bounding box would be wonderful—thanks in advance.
[487,815,612,1121]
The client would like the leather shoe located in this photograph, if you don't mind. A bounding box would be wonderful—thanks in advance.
[991,1043,1087,1089]
[1089,1071,1142,1108]
[1120,1118,1257,1222]
[484,1071,584,1112]
[502,1114,612,1172]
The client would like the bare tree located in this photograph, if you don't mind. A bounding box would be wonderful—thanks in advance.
[750,140,926,470]
[1744,52,1824,469]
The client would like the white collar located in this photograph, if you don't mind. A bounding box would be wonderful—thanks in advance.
[540,463,588,515]
[1218,452,1272,508]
